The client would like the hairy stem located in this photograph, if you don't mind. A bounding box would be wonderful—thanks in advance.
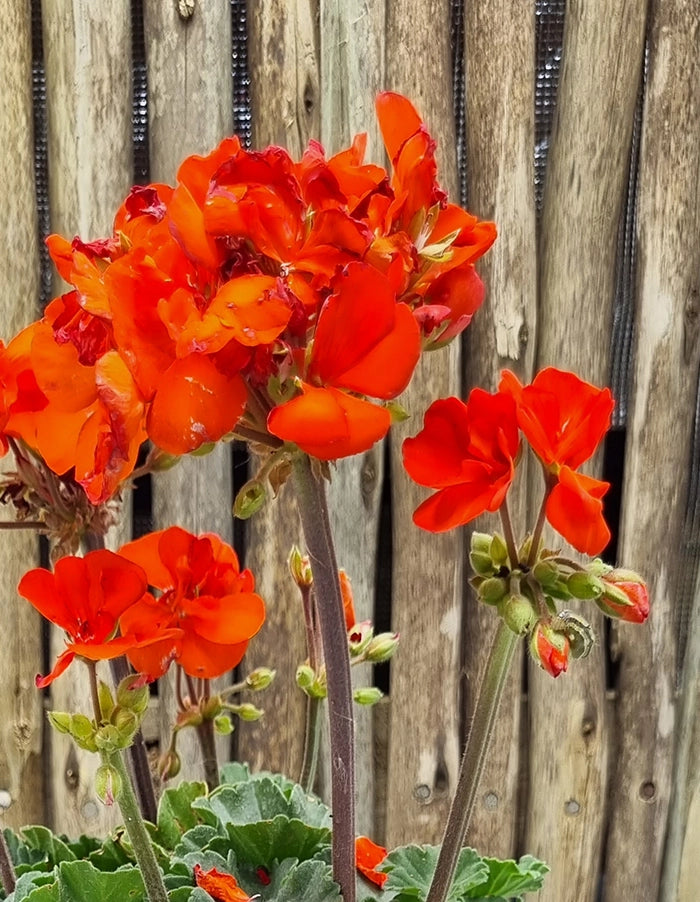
[0,829,16,895]
[196,717,220,792]
[498,497,520,567]
[292,455,355,902]
[299,694,322,793]
[527,471,556,567]
[426,621,518,902]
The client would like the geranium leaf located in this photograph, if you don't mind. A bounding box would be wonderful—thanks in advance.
[152,782,212,850]
[10,870,58,902]
[55,860,145,901]
[19,828,76,867]
[167,889,213,902]
[382,845,488,900]
[206,817,330,869]
[464,854,549,899]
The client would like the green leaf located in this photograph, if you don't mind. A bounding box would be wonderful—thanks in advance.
[55,861,145,902]
[174,825,224,858]
[194,779,290,825]
[382,845,488,901]
[19,829,76,867]
[207,818,331,870]
[218,761,251,785]
[10,871,58,902]
[272,859,340,902]
[464,854,549,899]
[152,783,213,850]
[167,889,212,902]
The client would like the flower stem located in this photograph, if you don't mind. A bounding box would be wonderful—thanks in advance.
[527,471,556,567]
[425,621,518,902]
[299,694,322,793]
[0,829,16,895]
[498,498,520,567]
[196,717,220,792]
[106,749,168,902]
[292,455,355,902]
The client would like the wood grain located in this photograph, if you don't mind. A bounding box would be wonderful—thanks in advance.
[524,2,647,898]
[383,0,463,846]
[237,0,319,784]
[144,0,235,786]
[606,1,700,897]
[461,0,538,857]
[317,0,386,835]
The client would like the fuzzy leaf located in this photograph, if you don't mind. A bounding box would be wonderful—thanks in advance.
[55,861,145,901]
[382,845,488,900]
[207,818,331,870]
[465,854,549,899]
[19,828,76,867]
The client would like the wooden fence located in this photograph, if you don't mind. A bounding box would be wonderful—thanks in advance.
[1,1,699,900]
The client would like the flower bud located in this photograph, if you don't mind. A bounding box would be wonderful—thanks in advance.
[232,703,264,722]
[556,610,595,659]
[490,533,509,568]
[529,622,570,678]
[214,715,234,735]
[70,714,98,752]
[500,594,537,636]
[296,664,316,693]
[532,560,560,589]
[348,620,374,656]
[353,687,384,706]
[98,681,116,721]
[469,551,496,578]
[567,571,604,600]
[112,708,138,744]
[246,667,276,691]
[201,695,223,720]
[158,748,181,781]
[95,764,122,807]
[116,674,150,716]
[94,723,122,752]
[310,669,327,699]
[477,577,508,606]
[596,572,650,623]
[365,632,400,663]
[48,711,72,735]
[470,532,492,555]
[289,545,313,588]
[233,479,266,519]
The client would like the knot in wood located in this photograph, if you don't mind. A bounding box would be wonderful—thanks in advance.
[177,0,196,20]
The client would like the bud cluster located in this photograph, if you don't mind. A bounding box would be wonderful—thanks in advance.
[469,533,650,679]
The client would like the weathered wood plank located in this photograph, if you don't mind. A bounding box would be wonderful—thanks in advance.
[143,0,235,786]
[525,2,647,898]
[0,0,43,831]
[317,0,386,836]
[236,0,319,783]
[461,0,537,858]
[41,0,133,836]
[605,1,700,897]
[384,0,463,848]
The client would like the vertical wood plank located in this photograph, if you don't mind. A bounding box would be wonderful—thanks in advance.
[318,0,385,835]
[41,0,133,836]
[605,1,700,897]
[236,0,319,783]
[384,0,464,847]
[0,0,43,831]
[143,0,235,784]
[461,0,537,858]
[526,2,647,898]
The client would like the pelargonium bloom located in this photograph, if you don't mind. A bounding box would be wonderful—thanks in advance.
[355,836,388,887]
[596,570,650,623]
[402,389,520,532]
[499,368,614,555]
[18,550,153,687]
[118,527,265,679]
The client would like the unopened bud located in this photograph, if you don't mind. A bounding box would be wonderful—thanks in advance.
[532,560,560,589]
[232,703,264,722]
[98,681,116,721]
[95,764,122,807]
[112,708,138,743]
[365,632,400,663]
[48,711,71,734]
[567,571,604,600]
[288,545,313,588]
[490,533,509,567]
[470,551,496,578]
[159,748,181,782]
[596,571,650,624]
[70,714,98,752]
[529,622,570,678]
[94,723,122,752]
[214,715,234,735]
[470,532,492,555]
[353,687,384,706]
[233,479,266,519]
[478,577,508,606]
[201,695,223,720]
[348,620,374,656]
[116,674,150,715]
[296,664,315,692]
[246,667,276,691]
[500,594,537,636]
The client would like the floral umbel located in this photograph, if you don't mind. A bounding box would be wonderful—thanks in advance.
[0,92,649,902]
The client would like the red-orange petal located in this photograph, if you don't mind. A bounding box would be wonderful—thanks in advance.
[267,384,391,460]
[546,466,611,555]
[194,865,252,902]
[356,835,388,887]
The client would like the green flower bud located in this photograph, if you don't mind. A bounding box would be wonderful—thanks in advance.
[532,560,560,589]
[310,670,328,699]
[365,632,400,663]
[470,532,492,555]
[97,681,116,721]
[500,594,537,636]
[95,764,121,807]
[353,687,384,706]
[112,708,139,744]
[214,715,234,735]
[470,551,496,578]
[288,545,313,588]
[116,675,150,715]
[201,695,223,720]
[94,723,121,752]
[567,571,604,600]
[48,711,71,734]
[478,577,508,606]
[70,714,99,751]
[246,667,276,691]
[233,479,266,519]
[348,620,374,656]
[296,664,315,693]
[158,748,181,781]
[490,533,509,567]
[232,703,264,722]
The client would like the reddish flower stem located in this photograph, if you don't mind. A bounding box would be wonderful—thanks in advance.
[527,470,557,567]
[292,454,355,902]
[498,497,520,567]
[0,829,16,895]
[196,716,220,793]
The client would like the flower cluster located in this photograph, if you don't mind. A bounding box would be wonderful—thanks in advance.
[0,93,495,508]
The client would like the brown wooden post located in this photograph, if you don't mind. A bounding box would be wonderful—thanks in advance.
[526,1,647,898]
[461,0,538,859]
[41,0,133,835]
[607,1,700,897]
[143,0,235,783]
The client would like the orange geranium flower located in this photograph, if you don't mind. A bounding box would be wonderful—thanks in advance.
[402,389,520,532]
[356,835,388,887]
[17,550,152,687]
[118,527,265,679]
[194,864,252,901]
[499,368,614,555]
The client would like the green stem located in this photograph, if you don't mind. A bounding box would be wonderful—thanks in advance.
[106,749,168,902]
[0,829,16,895]
[299,694,322,793]
[426,621,518,902]
[292,455,355,902]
